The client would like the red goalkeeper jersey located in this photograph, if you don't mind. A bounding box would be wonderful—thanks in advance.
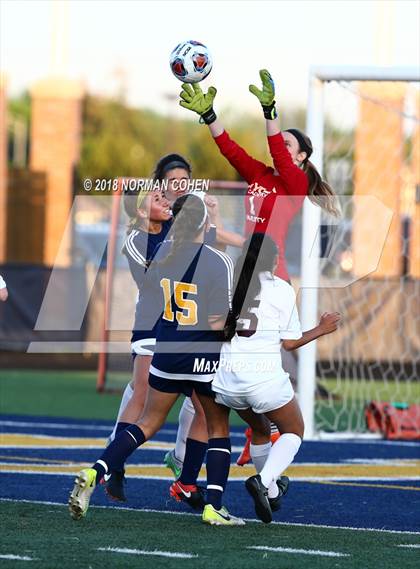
[214,130,308,281]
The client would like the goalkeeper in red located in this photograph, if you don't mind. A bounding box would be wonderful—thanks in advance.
[179,69,340,282]
[179,70,340,465]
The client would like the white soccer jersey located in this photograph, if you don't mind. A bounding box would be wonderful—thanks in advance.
[213,271,302,395]
[0,275,6,290]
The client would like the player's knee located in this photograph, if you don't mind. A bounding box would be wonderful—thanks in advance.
[206,421,229,439]
[292,420,304,440]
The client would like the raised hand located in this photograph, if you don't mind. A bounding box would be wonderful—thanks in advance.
[249,69,275,106]
[179,83,217,124]
[318,312,341,335]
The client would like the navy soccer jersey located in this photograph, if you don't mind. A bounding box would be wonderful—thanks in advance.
[123,223,217,343]
[123,220,172,289]
[150,242,233,382]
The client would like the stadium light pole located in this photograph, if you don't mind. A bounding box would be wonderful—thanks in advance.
[297,71,324,440]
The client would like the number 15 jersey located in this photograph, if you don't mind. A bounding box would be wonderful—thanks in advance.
[150,242,233,382]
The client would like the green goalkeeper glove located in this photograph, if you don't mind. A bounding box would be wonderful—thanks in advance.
[249,69,277,120]
[179,83,217,125]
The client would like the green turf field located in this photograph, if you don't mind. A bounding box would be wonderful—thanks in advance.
[320,378,420,405]
[0,369,243,426]
[1,501,419,569]
[1,369,418,430]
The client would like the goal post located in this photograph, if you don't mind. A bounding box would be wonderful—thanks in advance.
[299,66,420,438]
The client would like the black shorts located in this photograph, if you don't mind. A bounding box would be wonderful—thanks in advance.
[149,373,215,399]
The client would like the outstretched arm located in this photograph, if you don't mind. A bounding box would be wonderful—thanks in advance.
[250,70,308,196]
[215,227,245,248]
[179,83,266,183]
[282,312,341,351]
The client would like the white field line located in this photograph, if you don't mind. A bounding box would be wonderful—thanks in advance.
[0,554,36,561]
[248,546,350,558]
[397,544,420,548]
[316,434,420,447]
[1,497,419,536]
[98,547,198,559]
[1,468,419,483]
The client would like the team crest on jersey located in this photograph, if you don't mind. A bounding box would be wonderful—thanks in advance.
[248,182,272,197]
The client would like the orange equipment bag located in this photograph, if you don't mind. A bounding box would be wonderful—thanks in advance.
[365,401,420,440]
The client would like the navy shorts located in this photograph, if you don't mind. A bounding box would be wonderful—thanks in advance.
[149,373,215,399]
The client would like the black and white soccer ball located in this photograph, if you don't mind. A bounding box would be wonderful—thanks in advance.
[169,40,213,83]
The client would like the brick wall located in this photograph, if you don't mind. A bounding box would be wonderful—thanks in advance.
[30,78,83,266]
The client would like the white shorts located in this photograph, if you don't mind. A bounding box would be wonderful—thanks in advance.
[214,377,294,415]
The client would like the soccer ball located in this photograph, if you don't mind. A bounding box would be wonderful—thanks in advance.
[169,40,212,83]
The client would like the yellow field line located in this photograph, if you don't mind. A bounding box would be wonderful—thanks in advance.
[0,434,171,449]
[0,455,78,465]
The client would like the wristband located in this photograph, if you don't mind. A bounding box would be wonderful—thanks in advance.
[262,101,277,120]
[199,107,217,125]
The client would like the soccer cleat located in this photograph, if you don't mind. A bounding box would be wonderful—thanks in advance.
[169,480,206,511]
[268,476,289,512]
[237,429,282,466]
[164,449,183,479]
[245,474,272,524]
[270,430,281,444]
[104,469,126,502]
[202,504,245,526]
[68,468,97,520]
[236,427,252,466]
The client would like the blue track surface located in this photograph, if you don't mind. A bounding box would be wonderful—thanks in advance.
[1,414,419,533]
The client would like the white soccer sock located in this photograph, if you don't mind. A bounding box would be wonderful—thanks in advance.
[108,383,134,441]
[250,442,271,473]
[250,442,279,498]
[174,397,195,462]
[259,433,302,490]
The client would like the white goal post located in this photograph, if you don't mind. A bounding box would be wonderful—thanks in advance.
[298,66,420,439]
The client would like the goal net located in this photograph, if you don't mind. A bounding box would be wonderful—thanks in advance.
[300,68,419,437]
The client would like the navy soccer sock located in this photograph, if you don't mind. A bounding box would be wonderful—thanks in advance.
[179,438,208,485]
[93,424,145,484]
[206,437,231,510]
[115,422,130,436]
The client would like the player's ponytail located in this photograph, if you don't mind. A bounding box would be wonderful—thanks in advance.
[162,194,207,264]
[286,128,341,218]
[304,160,341,218]
[224,233,278,341]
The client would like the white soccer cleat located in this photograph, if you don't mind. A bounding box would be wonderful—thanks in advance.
[68,468,97,520]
